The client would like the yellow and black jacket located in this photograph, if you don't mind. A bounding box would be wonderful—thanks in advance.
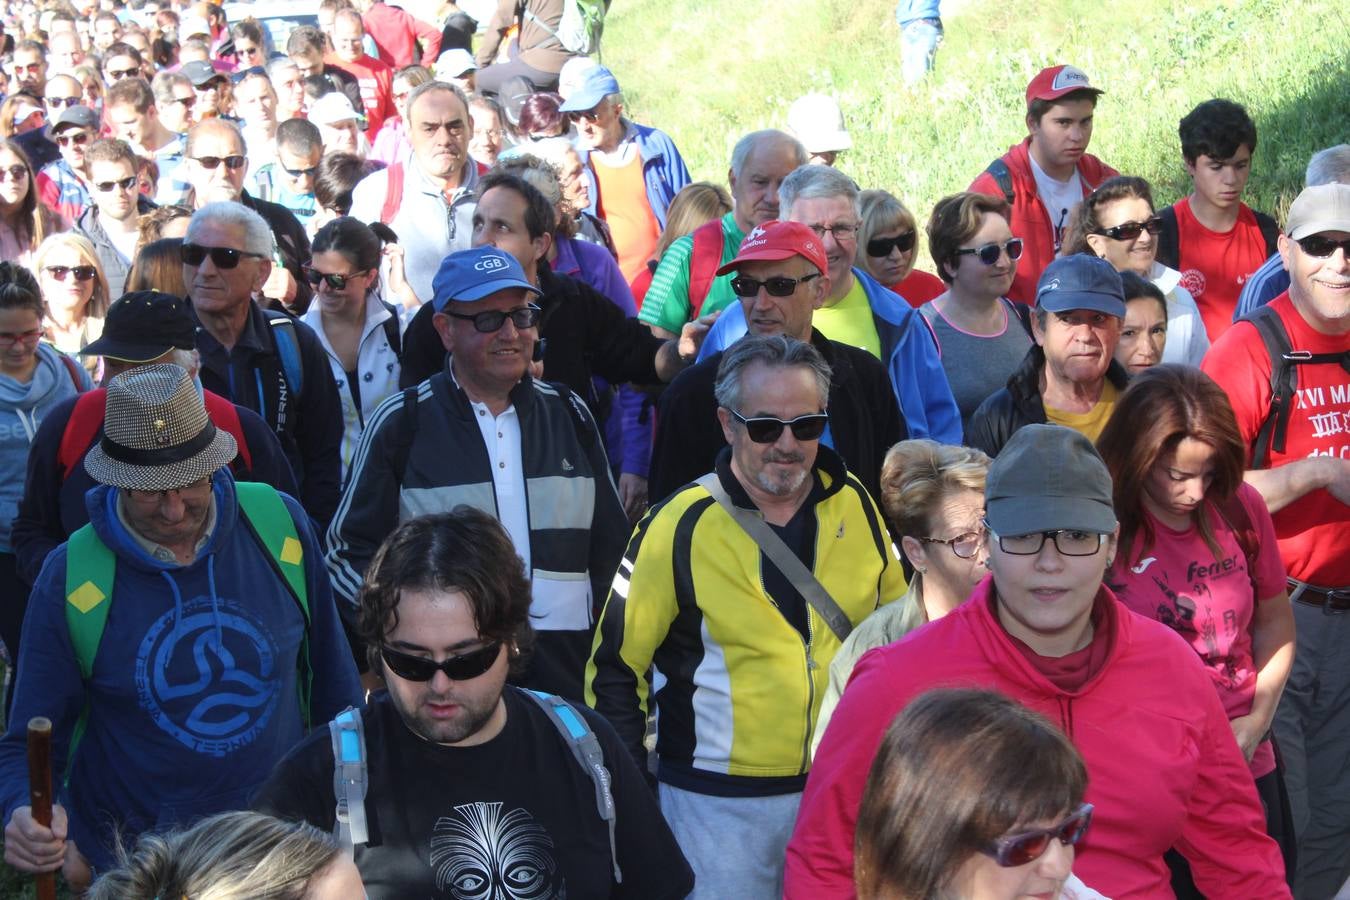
[585,447,906,796]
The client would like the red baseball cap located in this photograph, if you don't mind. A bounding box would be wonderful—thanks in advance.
[715,220,829,277]
[1025,65,1104,107]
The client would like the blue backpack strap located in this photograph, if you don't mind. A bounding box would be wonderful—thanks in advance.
[267,313,305,399]
[329,706,369,855]
[523,689,621,884]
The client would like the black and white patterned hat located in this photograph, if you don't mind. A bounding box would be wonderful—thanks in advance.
[84,364,237,491]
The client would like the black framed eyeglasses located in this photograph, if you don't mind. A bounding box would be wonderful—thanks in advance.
[444,304,542,333]
[866,231,916,258]
[181,242,267,269]
[192,154,247,171]
[728,409,829,444]
[954,238,1024,266]
[1296,234,1350,259]
[303,265,366,290]
[380,642,502,682]
[806,222,860,241]
[982,803,1093,868]
[984,520,1107,557]
[1094,216,1163,242]
[93,176,137,193]
[45,265,97,282]
[918,530,984,559]
[730,273,819,298]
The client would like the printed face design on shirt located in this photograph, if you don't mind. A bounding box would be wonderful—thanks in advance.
[135,594,282,756]
[430,802,564,899]
[1026,97,1096,173]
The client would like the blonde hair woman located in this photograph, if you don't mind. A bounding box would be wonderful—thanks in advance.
[33,232,111,379]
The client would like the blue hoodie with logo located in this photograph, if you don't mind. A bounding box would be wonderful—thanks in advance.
[0,470,362,871]
[0,343,90,552]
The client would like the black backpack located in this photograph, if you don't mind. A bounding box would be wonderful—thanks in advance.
[1155,205,1280,272]
[1242,304,1350,468]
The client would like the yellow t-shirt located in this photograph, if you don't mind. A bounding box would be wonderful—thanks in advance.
[812,277,881,358]
[1044,381,1119,443]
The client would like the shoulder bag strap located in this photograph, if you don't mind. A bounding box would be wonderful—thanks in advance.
[695,473,852,641]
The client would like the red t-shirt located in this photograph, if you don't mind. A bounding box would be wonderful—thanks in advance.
[326,53,396,139]
[1202,292,1350,587]
[1172,197,1270,342]
[889,269,946,308]
[1107,483,1287,776]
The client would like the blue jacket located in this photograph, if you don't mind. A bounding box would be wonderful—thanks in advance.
[579,121,691,230]
[1232,253,1289,322]
[0,471,361,872]
[698,268,962,443]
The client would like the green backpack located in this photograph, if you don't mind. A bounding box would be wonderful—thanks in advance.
[62,481,313,767]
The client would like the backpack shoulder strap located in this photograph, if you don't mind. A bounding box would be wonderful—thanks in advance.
[266,313,306,399]
[984,158,1015,206]
[202,391,251,473]
[329,706,369,855]
[380,302,402,361]
[391,384,421,482]
[1254,210,1281,257]
[64,524,115,681]
[234,480,313,728]
[58,390,108,481]
[57,353,85,393]
[1155,205,1181,270]
[522,689,620,884]
[1003,297,1035,339]
[379,162,404,225]
[687,218,725,318]
[1245,304,1295,468]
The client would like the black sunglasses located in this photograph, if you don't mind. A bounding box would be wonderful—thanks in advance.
[107,67,140,81]
[982,803,1093,868]
[568,108,603,124]
[1,165,28,181]
[953,238,1024,266]
[93,176,137,193]
[192,154,247,171]
[730,273,819,298]
[283,164,319,178]
[55,132,90,148]
[380,642,502,682]
[45,265,97,282]
[303,265,366,290]
[1094,216,1163,242]
[170,95,197,108]
[445,304,542,333]
[729,409,829,443]
[181,242,267,269]
[1296,234,1350,259]
[45,95,81,109]
[866,231,916,258]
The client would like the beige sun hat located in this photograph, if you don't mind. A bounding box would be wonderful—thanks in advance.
[84,363,237,491]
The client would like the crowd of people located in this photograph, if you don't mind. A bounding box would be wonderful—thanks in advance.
[0,0,1346,897]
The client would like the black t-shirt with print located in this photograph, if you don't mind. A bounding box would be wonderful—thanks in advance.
[254,688,693,900]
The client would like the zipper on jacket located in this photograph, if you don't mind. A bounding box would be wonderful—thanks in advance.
[756,560,819,775]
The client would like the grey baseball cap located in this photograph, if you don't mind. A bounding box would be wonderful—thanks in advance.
[985,424,1117,537]
[52,105,99,133]
[1286,183,1350,240]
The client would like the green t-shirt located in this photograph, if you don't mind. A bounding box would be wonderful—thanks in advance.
[812,276,881,358]
[638,212,746,333]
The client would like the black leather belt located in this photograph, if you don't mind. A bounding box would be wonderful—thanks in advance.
[1290,580,1350,614]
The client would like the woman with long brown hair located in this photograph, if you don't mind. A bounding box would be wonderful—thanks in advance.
[1097,363,1296,890]
[0,139,54,271]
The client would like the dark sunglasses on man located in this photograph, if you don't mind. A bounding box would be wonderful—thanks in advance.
[730,273,819,298]
[1296,234,1350,259]
[728,409,829,444]
[45,95,81,109]
[181,242,268,269]
[93,176,137,193]
[55,132,90,148]
[444,305,543,333]
[953,238,1024,266]
[380,642,502,682]
[192,154,247,171]
[866,231,916,258]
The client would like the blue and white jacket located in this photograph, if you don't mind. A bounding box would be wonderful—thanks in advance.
[578,120,691,230]
[698,267,962,443]
[0,472,362,872]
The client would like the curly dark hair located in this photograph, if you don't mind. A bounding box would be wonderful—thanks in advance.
[355,508,535,674]
[1179,98,1257,164]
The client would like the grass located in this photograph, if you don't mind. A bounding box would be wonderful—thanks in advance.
[600,0,1350,267]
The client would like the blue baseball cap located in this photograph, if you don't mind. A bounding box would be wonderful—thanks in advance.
[431,247,541,311]
[1034,255,1126,317]
[558,66,622,113]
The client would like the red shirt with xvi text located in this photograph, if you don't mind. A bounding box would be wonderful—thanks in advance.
[1202,292,1350,587]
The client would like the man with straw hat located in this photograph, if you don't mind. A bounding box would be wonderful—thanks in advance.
[0,364,361,887]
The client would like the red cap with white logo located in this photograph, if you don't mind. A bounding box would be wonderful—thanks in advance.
[715,220,830,277]
[1025,65,1105,107]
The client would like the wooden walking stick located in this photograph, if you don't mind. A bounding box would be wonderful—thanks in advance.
[27,717,57,900]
